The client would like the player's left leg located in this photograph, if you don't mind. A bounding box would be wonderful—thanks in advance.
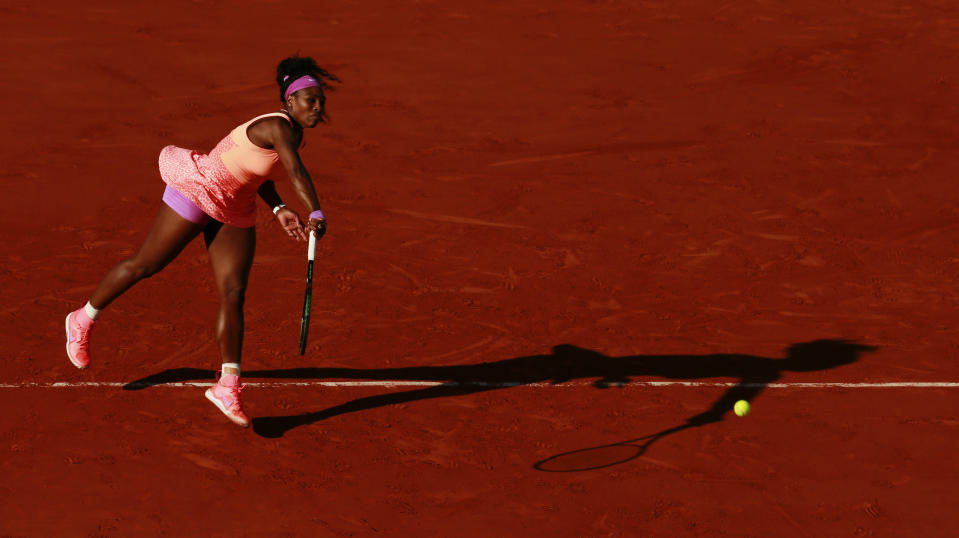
[66,202,207,369]
[202,220,256,427]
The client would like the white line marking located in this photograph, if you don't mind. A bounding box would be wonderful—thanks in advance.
[1,381,958,389]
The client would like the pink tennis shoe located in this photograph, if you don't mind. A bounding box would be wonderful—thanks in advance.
[205,372,250,427]
[65,308,95,369]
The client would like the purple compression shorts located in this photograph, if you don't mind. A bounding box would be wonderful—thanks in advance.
[162,185,211,225]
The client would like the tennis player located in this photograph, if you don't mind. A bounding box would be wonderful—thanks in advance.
[64,56,337,427]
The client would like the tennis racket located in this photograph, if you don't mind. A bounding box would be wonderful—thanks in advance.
[298,229,317,355]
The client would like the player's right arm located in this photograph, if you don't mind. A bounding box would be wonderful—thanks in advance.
[260,118,326,238]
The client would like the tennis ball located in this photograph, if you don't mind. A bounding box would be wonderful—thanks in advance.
[734,400,750,417]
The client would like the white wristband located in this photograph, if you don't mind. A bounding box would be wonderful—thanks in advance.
[272,203,286,215]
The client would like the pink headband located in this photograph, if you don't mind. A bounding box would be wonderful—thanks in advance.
[283,75,321,101]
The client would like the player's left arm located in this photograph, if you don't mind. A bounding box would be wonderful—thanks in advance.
[257,180,284,209]
[258,180,308,241]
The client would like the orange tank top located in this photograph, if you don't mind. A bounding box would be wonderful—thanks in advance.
[219,112,297,184]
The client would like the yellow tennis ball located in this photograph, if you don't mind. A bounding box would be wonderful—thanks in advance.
[734,400,750,417]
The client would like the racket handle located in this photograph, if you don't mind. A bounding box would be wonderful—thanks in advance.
[308,229,317,261]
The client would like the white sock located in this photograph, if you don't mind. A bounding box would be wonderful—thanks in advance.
[84,301,101,321]
[222,363,241,376]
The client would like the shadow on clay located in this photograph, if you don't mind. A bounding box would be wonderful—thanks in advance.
[123,339,875,470]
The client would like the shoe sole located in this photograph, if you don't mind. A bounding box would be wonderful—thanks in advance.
[205,388,250,427]
[65,314,89,370]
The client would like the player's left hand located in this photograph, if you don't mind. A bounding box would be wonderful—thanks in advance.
[276,207,308,242]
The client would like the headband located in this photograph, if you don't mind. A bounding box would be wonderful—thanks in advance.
[283,75,321,101]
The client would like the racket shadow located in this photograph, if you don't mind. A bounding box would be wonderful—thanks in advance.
[533,382,757,472]
[534,429,676,472]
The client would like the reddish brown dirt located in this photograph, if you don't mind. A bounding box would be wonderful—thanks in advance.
[2,0,959,535]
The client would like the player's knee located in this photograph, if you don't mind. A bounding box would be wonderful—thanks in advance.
[124,258,163,280]
[219,284,247,307]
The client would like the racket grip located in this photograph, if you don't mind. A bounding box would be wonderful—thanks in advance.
[307,229,317,261]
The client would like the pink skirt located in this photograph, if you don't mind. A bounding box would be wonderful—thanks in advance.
[158,144,258,228]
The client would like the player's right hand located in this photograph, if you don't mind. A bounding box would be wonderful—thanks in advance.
[309,217,327,240]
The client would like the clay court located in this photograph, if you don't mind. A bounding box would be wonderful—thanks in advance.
[2,0,959,535]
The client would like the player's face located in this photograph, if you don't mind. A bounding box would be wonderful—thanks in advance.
[287,87,326,128]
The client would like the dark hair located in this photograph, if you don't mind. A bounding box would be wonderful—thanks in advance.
[276,56,340,102]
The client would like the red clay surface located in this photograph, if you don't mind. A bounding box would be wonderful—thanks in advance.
[2,0,959,535]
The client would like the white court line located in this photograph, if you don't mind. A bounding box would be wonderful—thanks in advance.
[1,381,959,389]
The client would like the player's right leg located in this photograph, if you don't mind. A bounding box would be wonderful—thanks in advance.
[202,220,255,427]
[66,200,207,369]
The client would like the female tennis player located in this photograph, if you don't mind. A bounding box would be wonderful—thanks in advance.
[64,56,338,427]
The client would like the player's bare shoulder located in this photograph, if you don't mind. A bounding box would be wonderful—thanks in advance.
[247,114,301,150]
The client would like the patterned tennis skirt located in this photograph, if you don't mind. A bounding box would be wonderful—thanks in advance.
[158,144,258,228]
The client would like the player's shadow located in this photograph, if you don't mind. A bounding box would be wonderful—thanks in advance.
[124,339,875,464]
